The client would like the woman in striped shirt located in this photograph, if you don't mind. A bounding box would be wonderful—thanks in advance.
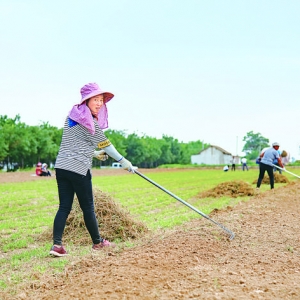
[50,83,134,257]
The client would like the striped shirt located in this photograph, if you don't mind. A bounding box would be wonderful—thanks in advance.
[55,117,111,175]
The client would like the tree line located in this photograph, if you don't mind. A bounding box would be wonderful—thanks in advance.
[0,115,207,170]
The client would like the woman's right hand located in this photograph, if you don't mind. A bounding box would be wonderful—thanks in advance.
[93,150,109,161]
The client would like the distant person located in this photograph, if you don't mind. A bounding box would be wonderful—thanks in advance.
[35,162,43,176]
[231,156,236,171]
[273,149,290,174]
[50,82,135,257]
[241,157,248,171]
[280,150,290,168]
[256,142,284,190]
[223,165,229,172]
[273,149,282,174]
[41,163,51,176]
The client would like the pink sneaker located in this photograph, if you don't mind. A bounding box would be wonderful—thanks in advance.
[92,239,116,250]
[49,245,67,257]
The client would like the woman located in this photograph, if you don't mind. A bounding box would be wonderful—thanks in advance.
[256,142,284,190]
[35,162,42,176]
[50,82,134,257]
[41,163,51,176]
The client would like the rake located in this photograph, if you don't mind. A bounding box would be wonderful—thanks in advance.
[272,164,300,179]
[134,170,235,240]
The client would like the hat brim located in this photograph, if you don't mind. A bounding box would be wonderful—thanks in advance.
[80,91,114,104]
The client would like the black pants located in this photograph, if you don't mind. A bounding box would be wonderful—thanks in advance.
[41,171,51,176]
[53,168,101,245]
[257,163,274,189]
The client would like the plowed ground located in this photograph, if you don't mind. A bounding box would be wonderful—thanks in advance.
[1,170,299,300]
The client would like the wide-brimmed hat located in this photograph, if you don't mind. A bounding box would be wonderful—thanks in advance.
[80,83,114,104]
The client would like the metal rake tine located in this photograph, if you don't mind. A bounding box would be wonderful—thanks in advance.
[134,170,235,240]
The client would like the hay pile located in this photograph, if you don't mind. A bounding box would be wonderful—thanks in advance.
[198,180,254,198]
[252,173,289,184]
[42,188,148,245]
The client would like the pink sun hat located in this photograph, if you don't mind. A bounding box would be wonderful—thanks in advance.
[80,83,114,104]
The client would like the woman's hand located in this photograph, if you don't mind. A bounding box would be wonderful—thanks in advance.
[93,150,109,161]
[119,157,135,173]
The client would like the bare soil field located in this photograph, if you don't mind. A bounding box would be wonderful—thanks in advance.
[1,170,300,300]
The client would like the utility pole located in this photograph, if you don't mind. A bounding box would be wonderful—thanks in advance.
[236,136,238,156]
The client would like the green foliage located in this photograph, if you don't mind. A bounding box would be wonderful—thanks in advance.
[242,131,269,156]
[95,131,207,168]
[0,115,62,168]
[290,161,300,166]
[0,114,249,170]
[0,114,209,169]
[247,149,260,160]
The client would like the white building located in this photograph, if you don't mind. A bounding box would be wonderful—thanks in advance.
[191,145,238,165]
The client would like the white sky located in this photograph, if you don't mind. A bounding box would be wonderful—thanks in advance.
[1,1,299,159]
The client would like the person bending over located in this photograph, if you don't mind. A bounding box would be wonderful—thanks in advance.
[256,142,284,190]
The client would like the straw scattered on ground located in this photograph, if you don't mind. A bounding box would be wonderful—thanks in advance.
[198,180,255,198]
[252,172,290,184]
[23,181,300,300]
[41,188,148,245]
[1,170,300,300]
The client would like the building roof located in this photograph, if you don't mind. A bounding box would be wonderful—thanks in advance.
[198,145,232,155]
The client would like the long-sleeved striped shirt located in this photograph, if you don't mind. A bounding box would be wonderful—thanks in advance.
[55,117,111,175]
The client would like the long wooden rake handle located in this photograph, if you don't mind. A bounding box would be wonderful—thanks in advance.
[134,170,235,240]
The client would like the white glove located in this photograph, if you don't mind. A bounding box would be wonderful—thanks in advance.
[93,150,109,161]
[119,157,135,173]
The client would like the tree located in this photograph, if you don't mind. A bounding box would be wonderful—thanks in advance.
[0,115,63,169]
[242,131,269,155]
[125,133,146,166]
[139,136,162,168]
[178,140,205,164]
[0,115,30,167]
[100,129,127,166]
[0,116,9,161]
[0,114,212,169]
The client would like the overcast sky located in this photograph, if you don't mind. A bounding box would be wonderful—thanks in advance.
[1,1,299,159]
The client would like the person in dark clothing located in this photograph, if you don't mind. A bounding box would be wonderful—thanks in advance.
[256,142,284,190]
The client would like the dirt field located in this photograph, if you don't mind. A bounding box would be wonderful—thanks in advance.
[2,170,300,300]
[0,168,179,184]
